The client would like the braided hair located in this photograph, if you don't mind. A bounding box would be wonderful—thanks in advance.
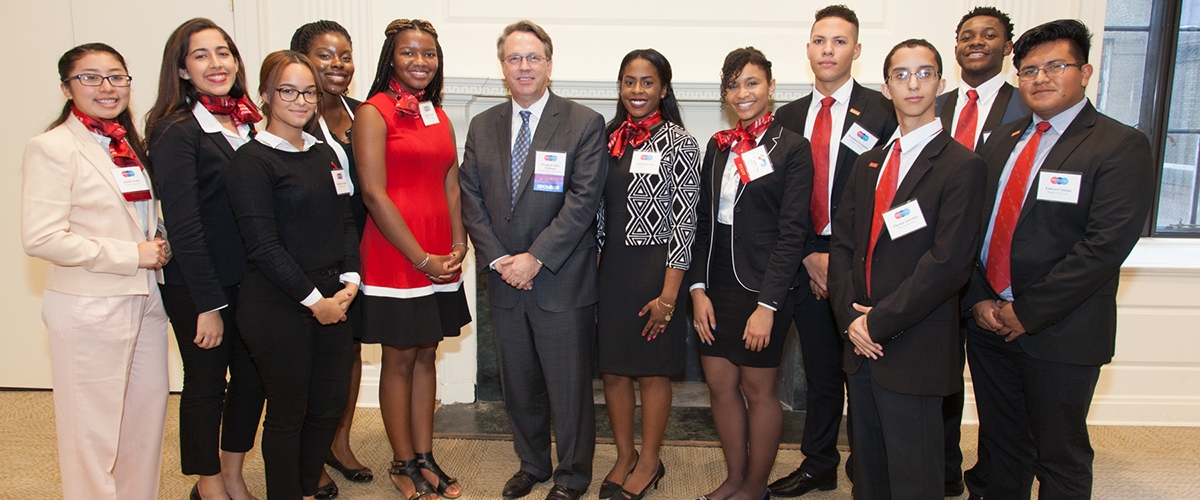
[367,19,444,107]
[289,20,352,53]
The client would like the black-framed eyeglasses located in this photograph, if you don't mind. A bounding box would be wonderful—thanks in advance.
[275,88,318,103]
[887,68,939,83]
[64,74,133,87]
[1017,62,1084,81]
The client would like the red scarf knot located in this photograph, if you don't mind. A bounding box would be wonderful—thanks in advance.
[197,93,262,128]
[713,112,774,153]
[388,78,426,118]
[607,110,663,158]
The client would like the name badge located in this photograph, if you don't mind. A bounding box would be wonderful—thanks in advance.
[1036,170,1081,204]
[330,164,350,196]
[740,145,774,182]
[110,166,151,194]
[419,101,439,126]
[882,199,927,240]
[628,149,661,175]
[533,151,567,192]
[841,122,880,155]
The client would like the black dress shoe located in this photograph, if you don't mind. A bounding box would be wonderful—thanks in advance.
[314,480,339,499]
[945,478,965,497]
[767,468,837,497]
[327,452,374,483]
[188,483,201,500]
[503,470,548,499]
[967,494,984,500]
[545,484,585,500]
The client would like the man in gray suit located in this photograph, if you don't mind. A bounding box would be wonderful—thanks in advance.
[459,20,607,500]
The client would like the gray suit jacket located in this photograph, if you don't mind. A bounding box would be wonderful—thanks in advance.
[460,91,608,311]
[937,81,1031,151]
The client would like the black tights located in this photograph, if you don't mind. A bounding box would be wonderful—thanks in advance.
[700,355,781,500]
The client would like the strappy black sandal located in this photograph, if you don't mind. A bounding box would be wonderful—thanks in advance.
[389,457,439,500]
[415,451,462,499]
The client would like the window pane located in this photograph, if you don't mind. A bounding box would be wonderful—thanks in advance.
[1156,22,1200,234]
[1098,32,1148,127]
[1105,0,1153,26]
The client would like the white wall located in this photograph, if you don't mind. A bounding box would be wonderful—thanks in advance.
[10,0,1198,425]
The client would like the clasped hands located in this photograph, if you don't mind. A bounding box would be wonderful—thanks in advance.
[972,299,1027,342]
[309,282,360,325]
[417,251,465,284]
[495,252,541,291]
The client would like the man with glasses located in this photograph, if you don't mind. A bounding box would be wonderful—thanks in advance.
[827,39,985,499]
[963,19,1153,500]
[459,19,606,500]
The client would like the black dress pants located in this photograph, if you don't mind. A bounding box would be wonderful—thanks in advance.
[238,271,354,499]
[791,287,847,476]
[160,283,265,476]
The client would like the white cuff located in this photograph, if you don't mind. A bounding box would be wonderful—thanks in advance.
[203,304,228,314]
[339,272,361,286]
[490,254,511,270]
[757,302,777,312]
[300,288,322,307]
[689,283,706,291]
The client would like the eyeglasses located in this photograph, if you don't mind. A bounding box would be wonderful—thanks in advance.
[64,74,133,87]
[887,68,939,83]
[503,54,548,67]
[275,88,318,103]
[1017,62,1084,81]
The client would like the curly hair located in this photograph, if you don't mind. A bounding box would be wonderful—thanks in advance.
[719,47,772,110]
[366,19,444,107]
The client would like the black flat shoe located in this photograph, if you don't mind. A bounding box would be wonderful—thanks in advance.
[188,483,201,500]
[612,461,665,500]
[390,457,439,500]
[314,480,338,500]
[327,452,373,483]
[415,451,461,498]
[599,451,639,499]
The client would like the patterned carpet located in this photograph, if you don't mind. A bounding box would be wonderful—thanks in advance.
[3,390,1198,499]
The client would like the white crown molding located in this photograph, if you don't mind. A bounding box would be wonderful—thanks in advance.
[442,77,821,103]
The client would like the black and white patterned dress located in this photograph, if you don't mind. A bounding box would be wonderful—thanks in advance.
[597,120,701,376]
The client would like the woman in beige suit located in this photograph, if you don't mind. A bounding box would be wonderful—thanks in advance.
[21,43,171,500]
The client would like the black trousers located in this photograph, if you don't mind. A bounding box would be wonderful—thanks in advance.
[238,271,354,499]
[941,322,968,486]
[847,361,944,500]
[967,329,1101,500]
[790,287,846,476]
[160,283,264,476]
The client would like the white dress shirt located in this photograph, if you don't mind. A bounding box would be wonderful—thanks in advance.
[950,72,1006,148]
[803,78,855,235]
[878,119,945,189]
[192,102,252,150]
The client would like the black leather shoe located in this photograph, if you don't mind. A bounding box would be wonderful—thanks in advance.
[314,480,339,499]
[503,470,548,499]
[188,483,201,500]
[327,452,373,483]
[767,468,837,497]
[967,494,984,500]
[545,484,585,500]
[945,478,965,497]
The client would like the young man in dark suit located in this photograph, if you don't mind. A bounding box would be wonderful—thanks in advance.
[828,39,986,499]
[934,7,1032,496]
[769,6,896,495]
[964,19,1154,500]
[458,20,607,500]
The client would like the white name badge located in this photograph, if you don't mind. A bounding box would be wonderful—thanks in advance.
[109,166,150,194]
[882,199,927,240]
[533,151,567,192]
[629,149,662,175]
[419,101,439,126]
[331,169,351,195]
[841,122,880,155]
[740,145,774,182]
[1036,170,1081,204]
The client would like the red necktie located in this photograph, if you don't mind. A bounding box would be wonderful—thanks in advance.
[810,96,835,233]
[954,89,979,151]
[713,112,774,183]
[387,78,425,118]
[866,140,901,297]
[986,121,1053,294]
[197,93,262,128]
[71,106,152,201]
[607,110,662,157]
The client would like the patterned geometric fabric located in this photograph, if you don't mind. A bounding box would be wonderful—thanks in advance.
[511,110,532,206]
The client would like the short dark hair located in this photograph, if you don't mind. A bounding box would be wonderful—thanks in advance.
[290,20,352,53]
[883,38,942,78]
[719,47,772,110]
[497,20,553,61]
[956,6,1015,42]
[1012,19,1091,69]
[815,4,859,30]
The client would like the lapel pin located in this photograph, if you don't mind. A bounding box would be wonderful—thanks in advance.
[849,108,861,116]
[1011,130,1021,137]
[868,162,879,168]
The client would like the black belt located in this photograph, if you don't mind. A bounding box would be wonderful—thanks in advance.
[307,264,342,277]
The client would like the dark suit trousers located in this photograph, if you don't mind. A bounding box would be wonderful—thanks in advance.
[492,292,596,491]
[967,329,1101,500]
[160,283,264,476]
[238,271,354,498]
[848,361,944,500]
[942,321,968,484]
[791,287,846,476]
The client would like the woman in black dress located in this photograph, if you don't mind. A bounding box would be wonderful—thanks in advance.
[597,48,700,500]
[290,20,372,498]
[687,47,812,500]
[145,18,264,500]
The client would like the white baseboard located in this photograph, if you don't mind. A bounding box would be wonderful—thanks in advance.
[353,364,476,409]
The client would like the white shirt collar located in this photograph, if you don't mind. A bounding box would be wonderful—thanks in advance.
[191,102,253,139]
[887,119,944,154]
[958,72,1006,102]
[1037,97,1089,136]
[254,130,322,152]
[810,78,855,110]
[511,89,550,121]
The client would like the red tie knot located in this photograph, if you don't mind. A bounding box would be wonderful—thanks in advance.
[1035,121,1051,133]
[966,89,979,101]
[820,96,835,108]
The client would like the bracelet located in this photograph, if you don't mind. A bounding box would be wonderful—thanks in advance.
[451,242,468,250]
[413,253,430,269]
[655,298,675,322]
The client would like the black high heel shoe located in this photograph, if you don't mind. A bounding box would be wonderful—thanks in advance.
[613,461,665,500]
[189,483,201,500]
[415,451,462,499]
[326,452,373,482]
[599,451,640,499]
[390,457,439,500]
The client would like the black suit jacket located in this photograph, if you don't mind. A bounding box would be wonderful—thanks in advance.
[148,114,248,312]
[829,130,986,396]
[937,82,1030,151]
[775,81,897,263]
[459,91,608,312]
[963,102,1154,366]
[685,122,813,309]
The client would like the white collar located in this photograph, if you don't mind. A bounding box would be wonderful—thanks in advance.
[191,101,252,139]
[511,89,550,120]
[887,119,944,153]
[958,72,1006,102]
[254,130,322,152]
[811,78,855,108]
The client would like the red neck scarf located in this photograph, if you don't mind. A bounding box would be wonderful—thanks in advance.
[713,111,774,153]
[72,106,152,201]
[197,93,262,128]
[607,110,663,158]
[388,78,426,118]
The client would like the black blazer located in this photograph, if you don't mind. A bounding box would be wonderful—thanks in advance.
[775,81,897,263]
[963,102,1154,366]
[686,122,813,310]
[148,114,249,313]
[936,82,1030,151]
[312,96,367,235]
[829,130,986,396]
